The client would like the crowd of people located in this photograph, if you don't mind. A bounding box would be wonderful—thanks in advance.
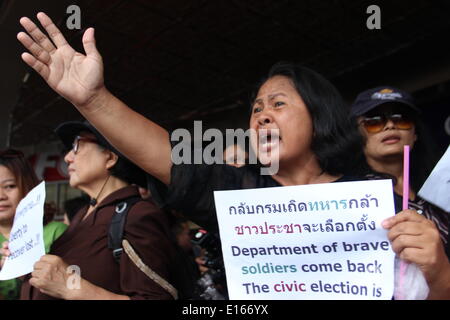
[0,12,448,300]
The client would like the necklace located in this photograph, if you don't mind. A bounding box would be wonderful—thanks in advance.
[89,175,110,207]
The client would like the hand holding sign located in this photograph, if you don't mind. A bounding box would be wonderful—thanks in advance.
[0,241,9,269]
[383,209,449,299]
[0,182,46,280]
[214,179,396,300]
[391,146,429,300]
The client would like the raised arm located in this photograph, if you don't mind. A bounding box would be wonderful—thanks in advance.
[17,12,172,185]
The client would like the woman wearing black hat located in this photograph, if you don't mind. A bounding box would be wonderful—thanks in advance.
[19,121,178,300]
[351,87,450,299]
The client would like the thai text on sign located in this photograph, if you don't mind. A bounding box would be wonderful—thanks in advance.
[214,179,396,300]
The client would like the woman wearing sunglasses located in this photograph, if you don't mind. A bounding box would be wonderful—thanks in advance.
[351,87,450,299]
[0,149,67,299]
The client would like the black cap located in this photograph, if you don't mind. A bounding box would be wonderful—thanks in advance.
[55,121,121,155]
[55,120,147,187]
[350,86,420,117]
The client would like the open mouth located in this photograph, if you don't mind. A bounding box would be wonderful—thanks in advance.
[258,130,281,151]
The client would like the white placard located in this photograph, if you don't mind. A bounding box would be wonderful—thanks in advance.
[0,181,46,280]
[418,144,450,212]
[214,179,396,300]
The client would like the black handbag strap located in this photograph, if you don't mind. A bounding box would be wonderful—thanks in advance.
[107,196,142,262]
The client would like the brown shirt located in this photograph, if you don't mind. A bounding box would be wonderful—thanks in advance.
[21,185,176,300]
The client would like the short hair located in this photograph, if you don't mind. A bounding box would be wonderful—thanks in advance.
[64,196,89,222]
[43,202,59,225]
[92,139,147,188]
[107,155,147,188]
[0,149,40,199]
[250,61,368,176]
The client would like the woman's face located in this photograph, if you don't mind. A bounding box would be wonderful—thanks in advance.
[359,104,417,161]
[249,75,314,167]
[0,165,21,225]
[64,132,114,191]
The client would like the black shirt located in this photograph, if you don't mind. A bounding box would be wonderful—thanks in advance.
[150,163,365,232]
[149,163,450,258]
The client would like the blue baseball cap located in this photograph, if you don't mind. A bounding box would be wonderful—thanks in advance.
[350,86,420,117]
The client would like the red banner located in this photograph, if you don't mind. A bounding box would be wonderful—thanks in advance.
[28,153,68,181]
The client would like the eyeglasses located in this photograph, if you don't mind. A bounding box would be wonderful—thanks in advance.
[0,149,24,159]
[360,113,414,133]
[72,136,98,154]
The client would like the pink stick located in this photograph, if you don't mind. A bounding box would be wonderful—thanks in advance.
[402,145,410,211]
[398,145,410,300]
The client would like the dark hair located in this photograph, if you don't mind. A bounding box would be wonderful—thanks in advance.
[107,155,147,188]
[64,195,89,222]
[251,62,368,176]
[43,202,59,225]
[0,149,40,199]
[92,140,147,188]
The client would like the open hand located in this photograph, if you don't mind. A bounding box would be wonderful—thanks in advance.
[17,12,104,108]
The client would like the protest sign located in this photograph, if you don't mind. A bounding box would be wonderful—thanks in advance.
[214,179,396,300]
[0,181,46,280]
[418,144,450,212]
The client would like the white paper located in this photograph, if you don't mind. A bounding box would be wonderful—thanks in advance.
[214,179,396,300]
[0,181,46,280]
[418,144,450,212]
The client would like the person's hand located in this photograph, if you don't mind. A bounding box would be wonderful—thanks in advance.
[17,12,105,108]
[0,241,10,269]
[382,210,450,290]
[195,256,209,274]
[29,255,73,299]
